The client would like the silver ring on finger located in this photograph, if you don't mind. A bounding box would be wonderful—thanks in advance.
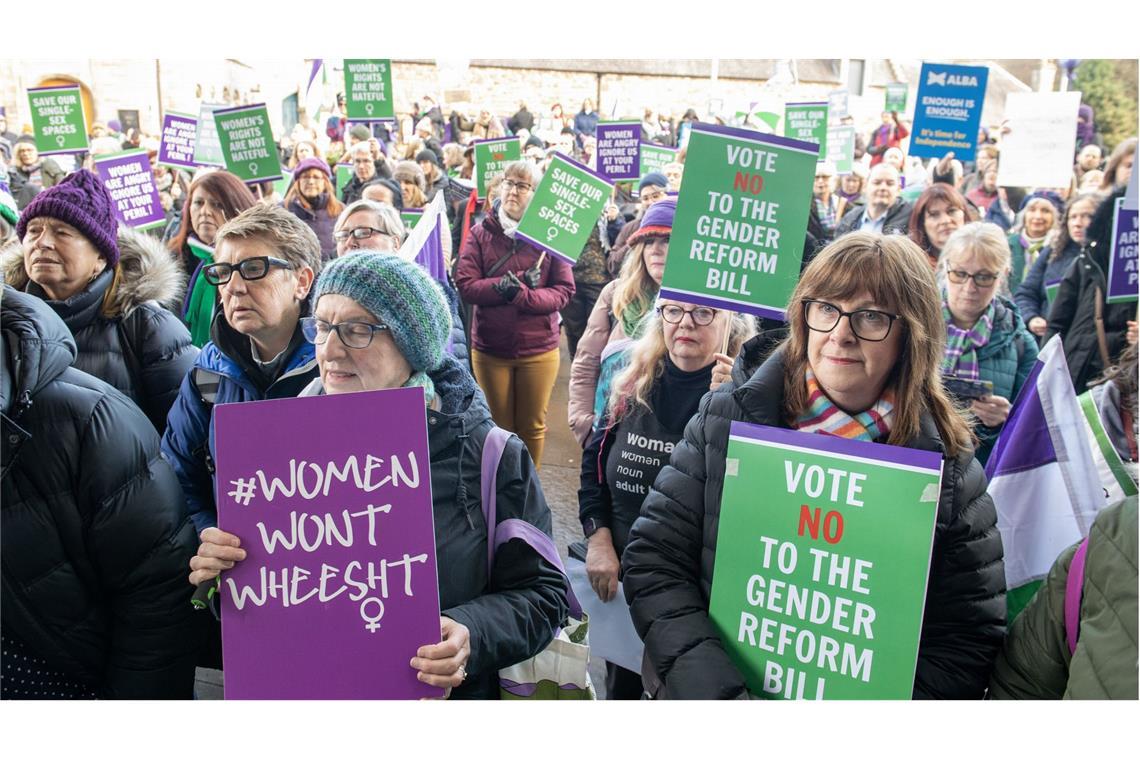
[457,666,466,682]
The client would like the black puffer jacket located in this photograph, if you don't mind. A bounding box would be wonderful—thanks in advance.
[1045,187,1134,392]
[832,197,914,238]
[1,287,202,698]
[301,354,568,699]
[2,227,198,434]
[622,346,1006,699]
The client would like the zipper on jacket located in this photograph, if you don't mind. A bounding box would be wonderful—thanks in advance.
[453,419,476,531]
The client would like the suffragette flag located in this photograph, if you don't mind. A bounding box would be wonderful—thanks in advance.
[984,336,1109,620]
[398,191,448,285]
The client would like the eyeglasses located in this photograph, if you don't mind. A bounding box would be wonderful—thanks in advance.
[334,226,391,242]
[945,270,999,288]
[203,256,294,286]
[300,317,390,349]
[802,299,900,342]
[658,304,718,326]
[502,179,532,194]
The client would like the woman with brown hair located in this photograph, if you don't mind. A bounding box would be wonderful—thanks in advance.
[167,169,257,346]
[908,183,972,266]
[282,157,344,262]
[622,231,1006,699]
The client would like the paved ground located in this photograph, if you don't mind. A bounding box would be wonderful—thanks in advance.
[196,334,614,699]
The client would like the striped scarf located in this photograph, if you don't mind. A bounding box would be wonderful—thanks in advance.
[403,371,436,407]
[942,300,994,381]
[794,368,895,442]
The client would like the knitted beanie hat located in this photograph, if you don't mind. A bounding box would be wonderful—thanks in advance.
[16,169,121,267]
[362,178,404,211]
[348,124,371,141]
[292,157,332,180]
[313,251,450,372]
[415,149,442,168]
[629,197,676,245]
[638,171,668,192]
[393,160,427,192]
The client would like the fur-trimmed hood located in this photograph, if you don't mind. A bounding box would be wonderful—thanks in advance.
[1,226,186,318]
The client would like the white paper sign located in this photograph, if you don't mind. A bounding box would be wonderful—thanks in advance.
[566,556,644,674]
[998,92,1082,188]
[1124,158,1138,212]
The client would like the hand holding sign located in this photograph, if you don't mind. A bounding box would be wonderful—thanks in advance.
[412,617,472,698]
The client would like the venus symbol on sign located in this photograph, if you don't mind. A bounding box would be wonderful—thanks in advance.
[248,162,258,175]
[365,103,374,116]
[546,226,560,242]
[55,135,65,147]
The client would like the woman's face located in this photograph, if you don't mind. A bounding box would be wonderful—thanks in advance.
[982,169,998,193]
[642,236,670,284]
[1114,151,1135,188]
[661,299,724,371]
[923,199,965,252]
[297,169,327,201]
[499,173,534,221]
[944,248,1000,326]
[315,293,412,394]
[22,216,107,301]
[1023,201,1055,238]
[399,180,418,205]
[336,210,397,256]
[1066,199,1096,243]
[295,143,316,161]
[840,175,862,195]
[190,186,228,245]
[805,291,903,415]
[214,235,310,341]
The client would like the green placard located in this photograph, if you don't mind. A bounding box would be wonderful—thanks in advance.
[213,103,282,183]
[639,144,678,180]
[401,209,423,230]
[1045,279,1062,307]
[784,102,829,157]
[26,85,89,155]
[885,83,908,113]
[659,123,817,321]
[474,138,521,200]
[515,153,613,266]
[825,126,855,175]
[343,59,394,121]
[193,102,227,167]
[273,170,292,198]
[335,163,353,194]
[709,422,942,699]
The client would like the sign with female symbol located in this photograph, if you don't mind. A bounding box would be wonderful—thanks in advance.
[344,59,394,120]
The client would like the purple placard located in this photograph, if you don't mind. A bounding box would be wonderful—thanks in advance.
[215,388,443,700]
[92,150,166,230]
[728,420,944,473]
[595,122,641,182]
[658,286,787,322]
[158,112,199,169]
[690,121,821,155]
[1108,198,1138,303]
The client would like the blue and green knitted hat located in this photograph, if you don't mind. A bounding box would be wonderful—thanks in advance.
[313,251,450,372]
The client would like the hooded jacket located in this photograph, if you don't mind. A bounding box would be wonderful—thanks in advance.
[285,194,338,262]
[1,287,201,698]
[621,344,1007,699]
[1045,188,1135,392]
[2,227,198,435]
[453,203,574,359]
[161,309,319,535]
[298,355,569,698]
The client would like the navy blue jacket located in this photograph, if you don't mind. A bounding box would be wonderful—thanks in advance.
[1014,240,1080,324]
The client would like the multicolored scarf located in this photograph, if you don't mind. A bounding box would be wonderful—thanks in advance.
[404,371,436,407]
[794,368,895,442]
[1020,233,1048,269]
[619,294,654,339]
[941,300,995,381]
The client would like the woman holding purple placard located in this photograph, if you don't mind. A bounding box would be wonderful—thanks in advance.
[191,251,568,699]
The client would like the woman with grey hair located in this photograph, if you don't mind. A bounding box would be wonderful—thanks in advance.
[333,198,406,257]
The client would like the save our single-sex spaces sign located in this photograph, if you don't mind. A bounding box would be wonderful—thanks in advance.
[213,103,283,183]
[659,122,818,321]
[214,387,443,700]
[784,102,829,156]
[709,423,943,699]
[515,152,613,265]
[26,85,89,155]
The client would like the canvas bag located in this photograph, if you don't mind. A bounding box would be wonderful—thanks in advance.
[480,426,595,700]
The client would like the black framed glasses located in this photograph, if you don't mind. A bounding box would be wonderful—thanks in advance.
[658,304,718,326]
[802,299,900,342]
[300,317,389,349]
[203,256,294,286]
[502,179,532,194]
[945,269,999,288]
[333,226,391,242]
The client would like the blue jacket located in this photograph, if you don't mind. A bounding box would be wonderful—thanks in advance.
[1014,240,1079,324]
[161,325,319,534]
[971,297,1039,464]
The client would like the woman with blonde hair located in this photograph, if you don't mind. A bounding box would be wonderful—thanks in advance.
[568,198,675,446]
[394,160,429,209]
[578,299,755,698]
[622,231,1005,699]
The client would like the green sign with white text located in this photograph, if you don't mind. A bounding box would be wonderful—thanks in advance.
[709,422,942,700]
[826,126,856,174]
[27,85,89,155]
[659,122,818,321]
[784,102,829,157]
[344,59,394,121]
[515,152,613,266]
[474,137,521,200]
[885,83,909,113]
[213,103,282,183]
[639,143,678,181]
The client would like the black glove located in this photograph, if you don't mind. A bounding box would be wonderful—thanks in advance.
[522,262,542,288]
[493,272,521,302]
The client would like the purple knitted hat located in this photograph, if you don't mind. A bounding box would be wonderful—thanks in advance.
[292,156,332,180]
[16,169,121,267]
[629,197,676,245]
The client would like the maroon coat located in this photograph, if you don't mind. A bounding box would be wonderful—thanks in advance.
[454,209,575,359]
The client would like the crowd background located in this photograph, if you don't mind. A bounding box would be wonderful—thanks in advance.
[1,25,1137,759]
